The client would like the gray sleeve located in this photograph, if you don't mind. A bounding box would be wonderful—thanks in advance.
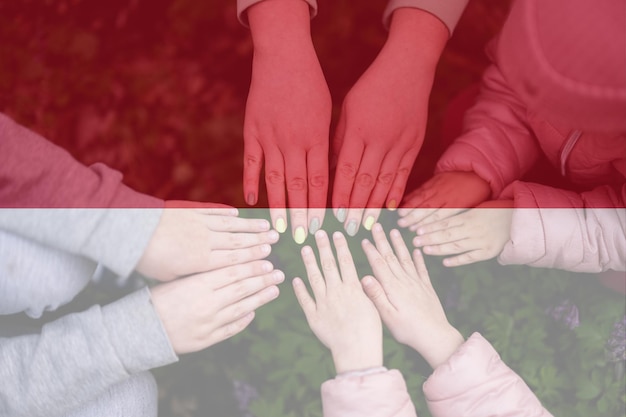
[0,208,162,278]
[383,0,470,34]
[0,287,178,417]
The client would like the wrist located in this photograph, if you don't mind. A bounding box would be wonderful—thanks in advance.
[408,325,464,370]
[248,0,314,53]
[331,344,384,375]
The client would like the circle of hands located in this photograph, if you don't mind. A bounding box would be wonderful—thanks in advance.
[137,198,516,373]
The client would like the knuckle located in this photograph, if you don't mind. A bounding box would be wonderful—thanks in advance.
[229,235,244,248]
[321,259,336,272]
[287,177,306,191]
[356,173,374,188]
[245,154,261,167]
[396,167,410,178]
[309,174,327,189]
[377,172,394,185]
[266,170,284,185]
[338,255,352,265]
[338,163,357,180]
[451,241,464,252]
[383,253,397,264]
[227,252,240,265]
[374,256,387,268]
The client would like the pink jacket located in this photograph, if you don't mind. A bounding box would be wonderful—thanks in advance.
[321,333,553,417]
[436,0,626,272]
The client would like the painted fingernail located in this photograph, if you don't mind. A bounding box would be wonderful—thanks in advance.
[387,200,397,211]
[363,216,375,231]
[273,270,285,283]
[346,220,358,237]
[275,218,287,234]
[336,207,347,223]
[294,227,306,245]
[246,192,256,206]
[309,217,320,235]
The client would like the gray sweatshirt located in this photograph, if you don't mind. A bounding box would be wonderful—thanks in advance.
[0,114,178,417]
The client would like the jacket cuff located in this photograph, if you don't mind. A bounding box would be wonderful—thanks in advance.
[81,207,162,278]
[101,287,178,374]
[383,0,469,34]
[237,0,318,27]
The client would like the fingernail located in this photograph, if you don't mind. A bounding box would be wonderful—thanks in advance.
[346,220,358,237]
[309,217,320,235]
[387,200,397,211]
[259,220,270,230]
[275,218,287,234]
[363,216,375,231]
[413,238,421,246]
[246,192,256,206]
[261,244,271,254]
[268,230,279,241]
[273,270,285,283]
[336,207,347,223]
[263,261,273,272]
[269,286,279,298]
[294,227,306,245]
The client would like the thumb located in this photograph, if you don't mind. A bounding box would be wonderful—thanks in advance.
[361,275,393,314]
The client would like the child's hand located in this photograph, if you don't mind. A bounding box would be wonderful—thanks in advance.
[397,171,491,229]
[361,224,464,369]
[412,200,513,267]
[293,231,383,374]
[151,259,283,354]
[137,201,279,282]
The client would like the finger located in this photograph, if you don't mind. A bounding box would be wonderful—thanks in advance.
[205,215,271,233]
[361,151,403,230]
[165,201,238,214]
[423,239,477,257]
[293,277,317,318]
[412,249,432,286]
[301,245,326,298]
[412,225,465,248]
[213,311,256,345]
[221,269,285,305]
[344,151,384,236]
[361,238,394,290]
[412,215,464,236]
[315,230,341,285]
[388,229,418,277]
[285,148,308,244]
[243,138,263,206]
[361,275,396,315]
[331,141,364,223]
[386,148,418,211]
[397,208,439,228]
[330,112,347,171]
[332,231,359,284]
[219,285,280,325]
[204,259,275,289]
[371,223,405,279]
[307,144,329,236]
[208,244,273,269]
[442,249,486,267]
[210,230,280,250]
[264,148,287,234]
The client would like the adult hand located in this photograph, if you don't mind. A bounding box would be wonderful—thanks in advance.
[412,200,513,267]
[361,223,464,369]
[331,8,448,236]
[151,259,284,354]
[244,0,331,244]
[398,171,491,230]
[293,231,383,374]
[136,201,279,282]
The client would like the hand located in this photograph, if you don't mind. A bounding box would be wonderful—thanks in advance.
[331,8,448,236]
[150,259,284,354]
[398,171,491,229]
[244,0,331,243]
[412,200,514,267]
[293,231,383,374]
[136,201,279,281]
[360,223,464,369]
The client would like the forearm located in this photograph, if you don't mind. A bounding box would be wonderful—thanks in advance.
[408,324,465,370]
[248,0,314,54]
[0,288,177,417]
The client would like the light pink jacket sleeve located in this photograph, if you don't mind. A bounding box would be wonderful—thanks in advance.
[435,63,541,199]
[383,0,469,34]
[424,333,554,417]
[498,182,626,272]
[321,369,418,417]
[236,0,317,27]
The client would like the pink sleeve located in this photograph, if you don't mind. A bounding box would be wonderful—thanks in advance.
[497,181,626,272]
[383,0,469,34]
[321,369,418,417]
[237,0,317,27]
[424,333,554,417]
[435,63,541,198]
[0,112,161,209]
